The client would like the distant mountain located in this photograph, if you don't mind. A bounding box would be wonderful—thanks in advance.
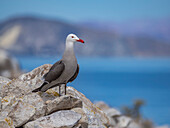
[80,18,170,42]
[0,16,170,57]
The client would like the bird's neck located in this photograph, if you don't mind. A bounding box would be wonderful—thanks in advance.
[62,41,75,59]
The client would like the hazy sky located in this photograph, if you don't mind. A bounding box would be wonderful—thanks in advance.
[0,0,170,22]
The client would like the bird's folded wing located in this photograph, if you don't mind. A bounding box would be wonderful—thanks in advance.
[44,60,65,83]
[68,64,79,82]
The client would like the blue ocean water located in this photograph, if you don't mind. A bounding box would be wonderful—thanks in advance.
[16,56,170,125]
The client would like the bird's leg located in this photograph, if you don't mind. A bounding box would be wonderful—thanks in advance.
[64,84,67,95]
[59,85,61,96]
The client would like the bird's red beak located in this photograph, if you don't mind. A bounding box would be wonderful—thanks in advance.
[76,39,84,43]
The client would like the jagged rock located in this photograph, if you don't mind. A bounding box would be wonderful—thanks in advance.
[46,95,82,115]
[0,64,51,98]
[0,78,31,98]
[95,101,121,117]
[8,100,35,127]
[24,110,81,128]
[72,108,88,128]
[39,91,58,102]
[105,108,121,126]
[1,95,17,110]
[67,86,109,127]
[0,117,14,128]
[22,93,46,120]
[0,95,18,119]
[94,101,110,110]
[0,76,11,93]
[116,116,132,128]
[0,93,45,126]
[18,64,52,91]
[95,101,121,127]
[105,108,121,118]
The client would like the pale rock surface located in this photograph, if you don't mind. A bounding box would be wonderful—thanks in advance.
[8,100,35,127]
[0,76,11,93]
[128,121,142,128]
[94,101,142,128]
[24,110,81,128]
[116,116,132,127]
[72,108,88,128]
[18,64,52,91]
[0,64,51,98]
[0,117,14,128]
[94,101,110,110]
[22,93,46,120]
[0,76,11,85]
[0,95,18,119]
[67,86,109,128]
[46,95,82,114]
[95,101,121,127]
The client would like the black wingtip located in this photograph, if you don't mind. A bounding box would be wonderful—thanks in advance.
[32,82,47,92]
[32,88,41,92]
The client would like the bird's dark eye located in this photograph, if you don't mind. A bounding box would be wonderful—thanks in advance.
[71,36,74,38]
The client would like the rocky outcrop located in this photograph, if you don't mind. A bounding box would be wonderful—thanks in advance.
[0,64,109,128]
[25,110,82,128]
[0,64,166,128]
[95,101,141,128]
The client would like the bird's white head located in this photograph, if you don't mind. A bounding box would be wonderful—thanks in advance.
[66,34,84,44]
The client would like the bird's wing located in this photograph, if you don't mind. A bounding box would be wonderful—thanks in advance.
[44,60,65,83]
[68,64,79,82]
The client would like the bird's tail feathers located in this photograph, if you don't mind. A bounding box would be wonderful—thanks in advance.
[32,81,49,92]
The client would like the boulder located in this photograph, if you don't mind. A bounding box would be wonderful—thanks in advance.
[128,121,142,128]
[116,116,132,128]
[94,101,142,128]
[24,110,81,128]
[0,64,51,98]
[22,93,46,120]
[94,101,110,110]
[67,86,109,127]
[72,108,88,128]
[18,64,52,91]
[8,100,35,127]
[95,101,121,126]
[46,95,82,115]
[0,93,45,127]
[95,101,121,117]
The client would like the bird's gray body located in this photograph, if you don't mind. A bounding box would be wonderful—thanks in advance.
[32,34,83,93]
[39,49,78,92]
